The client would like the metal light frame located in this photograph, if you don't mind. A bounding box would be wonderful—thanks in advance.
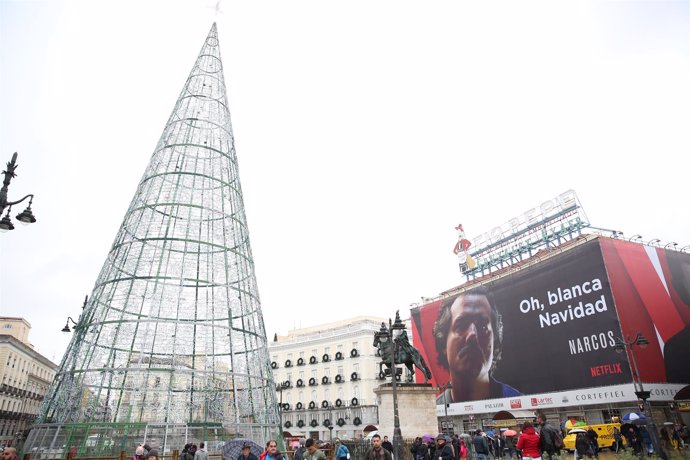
[25,23,280,456]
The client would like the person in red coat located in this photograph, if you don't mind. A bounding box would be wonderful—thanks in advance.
[517,422,542,460]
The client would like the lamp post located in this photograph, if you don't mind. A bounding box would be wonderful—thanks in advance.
[614,333,664,459]
[325,404,335,443]
[375,312,406,460]
[0,152,37,232]
[439,382,453,434]
[62,296,89,333]
[276,381,289,430]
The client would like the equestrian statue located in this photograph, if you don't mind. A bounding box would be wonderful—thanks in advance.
[373,312,432,384]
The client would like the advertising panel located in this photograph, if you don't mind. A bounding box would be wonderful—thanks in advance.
[600,239,690,385]
[411,239,633,406]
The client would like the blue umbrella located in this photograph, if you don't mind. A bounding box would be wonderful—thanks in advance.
[622,412,646,422]
[485,430,495,437]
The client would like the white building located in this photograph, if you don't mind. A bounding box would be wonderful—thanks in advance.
[0,317,57,449]
[268,317,390,441]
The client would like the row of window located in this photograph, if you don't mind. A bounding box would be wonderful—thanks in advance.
[276,363,360,382]
[0,396,40,413]
[276,387,360,405]
[279,372,360,388]
[272,343,361,367]
[282,416,363,429]
[273,348,360,369]
[278,396,360,411]
[3,352,54,381]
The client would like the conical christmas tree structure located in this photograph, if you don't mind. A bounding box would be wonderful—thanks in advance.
[24,24,281,455]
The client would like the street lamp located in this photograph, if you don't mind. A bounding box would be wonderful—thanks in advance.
[0,152,37,232]
[276,381,290,429]
[374,311,406,460]
[62,296,89,332]
[439,382,453,434]
[614,333,664,458]
[324,404,335,443]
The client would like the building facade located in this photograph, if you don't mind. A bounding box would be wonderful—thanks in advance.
[0,318,57,449]
[410,234,690,433]
[269,317,393,441]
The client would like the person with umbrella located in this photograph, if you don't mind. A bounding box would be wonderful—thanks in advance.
[622,426,641,455]
[574,432,591,460]
[411,437,429,460]
[586,428,598,458]
[504,431,518,460]
[238,443,259,460]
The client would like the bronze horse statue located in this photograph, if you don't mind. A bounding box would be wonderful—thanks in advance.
[373,327,432,384]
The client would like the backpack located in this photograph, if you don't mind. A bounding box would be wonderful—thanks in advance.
[541,426,564,452]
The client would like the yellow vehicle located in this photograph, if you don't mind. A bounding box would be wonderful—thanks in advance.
[563,423,626,452]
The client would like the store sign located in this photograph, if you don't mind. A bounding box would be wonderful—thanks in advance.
[439,383,687,416]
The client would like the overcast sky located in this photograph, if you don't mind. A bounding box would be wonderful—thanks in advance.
[1,0,689,362]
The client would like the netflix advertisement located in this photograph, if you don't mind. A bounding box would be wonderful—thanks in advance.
[600,238,690,386]
[412,238,690,412]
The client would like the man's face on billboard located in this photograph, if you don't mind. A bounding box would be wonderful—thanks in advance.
[446,293,494,379]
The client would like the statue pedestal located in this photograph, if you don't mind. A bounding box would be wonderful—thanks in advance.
[374,383,438,438]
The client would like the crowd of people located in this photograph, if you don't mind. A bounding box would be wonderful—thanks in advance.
[118,416,689,460]
[408,413,562,460]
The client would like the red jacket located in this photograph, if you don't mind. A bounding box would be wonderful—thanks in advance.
[517,427,541,458]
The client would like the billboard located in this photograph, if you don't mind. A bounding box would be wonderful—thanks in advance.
[411,237,690,412]
[600,238,690,385]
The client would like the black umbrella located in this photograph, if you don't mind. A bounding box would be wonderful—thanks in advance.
[221,439,263,460]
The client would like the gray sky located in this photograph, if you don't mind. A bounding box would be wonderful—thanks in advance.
[1,0,689,362]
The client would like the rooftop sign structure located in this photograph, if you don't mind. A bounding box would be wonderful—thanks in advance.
[458,190,589,277]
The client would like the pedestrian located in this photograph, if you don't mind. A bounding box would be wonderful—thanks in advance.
[238,443,259,460]
[536,413,561,460]
[183,444,195,460]
[1,447,19,460]
[303,439,326,460]
[612,427,624,452]
[516,422,541,460]
[436,435,454,460]
[134,446,146,460]
[382,436,394,453]
[428,437,437,460]
[505,435,517,460]
[411,437,426,460]
[195,443,208,460]
[452,435,461,460]
[148,450,160,460]
[260,440,285,460]
[574,434,591,460]
[294,441,307,460]
[364,434,392,460]
[473,431,490,460]
[335,439,350,460]
[459,440,467,460]
[586,428,598,458]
